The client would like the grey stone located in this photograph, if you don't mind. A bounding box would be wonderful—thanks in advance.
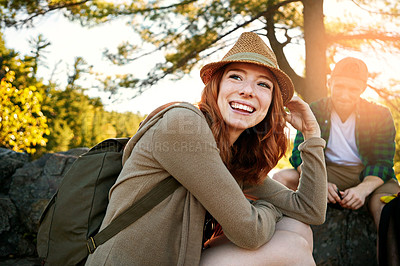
[0,148,88,259]
[0,195,36,258]
[0,149,29,194]
[312,205,377,266]
[0,257,42,266]
[0,196,17,234]
[9,150,88,233]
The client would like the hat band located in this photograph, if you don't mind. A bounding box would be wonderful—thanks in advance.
[223,52,276,68]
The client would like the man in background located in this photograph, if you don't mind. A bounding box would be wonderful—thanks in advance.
[273,57,399,263]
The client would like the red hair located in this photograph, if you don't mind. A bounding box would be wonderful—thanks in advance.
[198,65,288,185]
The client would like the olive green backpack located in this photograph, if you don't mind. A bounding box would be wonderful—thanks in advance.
[37,103,182,265]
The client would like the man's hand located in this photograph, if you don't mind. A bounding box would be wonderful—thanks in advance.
[340,186,369,210]
[328,183,367,210]
[340,176,384,210]
[327,182,342,204]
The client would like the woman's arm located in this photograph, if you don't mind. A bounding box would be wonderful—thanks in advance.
[244,96,327,224]
[151,107,282,249]
[244,137,327,224]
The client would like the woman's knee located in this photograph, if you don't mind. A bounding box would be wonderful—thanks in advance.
[200,230,315,266]
[267,229,315,265]
[260,217,314,265]
[272,169,300,190]
[276,217,313,249]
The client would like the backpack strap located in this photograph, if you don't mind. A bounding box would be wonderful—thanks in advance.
[86,176,180,254]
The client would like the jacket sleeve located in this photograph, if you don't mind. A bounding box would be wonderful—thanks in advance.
[151,108,282,249]
[244,137,327,225]
[362,107,396,182]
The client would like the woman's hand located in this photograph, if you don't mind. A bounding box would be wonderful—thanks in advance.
[284,96,321,140]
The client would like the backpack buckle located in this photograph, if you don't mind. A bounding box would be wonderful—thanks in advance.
[86,237,97,254]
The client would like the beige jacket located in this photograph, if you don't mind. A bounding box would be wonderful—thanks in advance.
[86,102,327,266]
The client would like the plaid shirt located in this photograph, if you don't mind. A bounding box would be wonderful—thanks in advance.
[289,97,396,182]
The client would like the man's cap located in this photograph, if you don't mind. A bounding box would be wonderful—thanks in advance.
[331,57,368,84]
[200,32,294,105]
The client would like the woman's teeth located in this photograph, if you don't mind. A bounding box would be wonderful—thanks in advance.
[230,102,254,113]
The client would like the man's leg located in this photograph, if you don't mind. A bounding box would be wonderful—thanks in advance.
[272,169,300,191]
[368,179,400,228]
[367,179,400,266]
[368,192,388,229]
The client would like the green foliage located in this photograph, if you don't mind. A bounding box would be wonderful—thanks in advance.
[274,136,294,170]
[273,1,303,29]
[2,1,399,103]
[41,86,145,154]
[61,0,400,103]
[0,70,49,154]
[0,32,145,156]
[0,0,92,28]
[0,32,50,154]
[2,1,399,158]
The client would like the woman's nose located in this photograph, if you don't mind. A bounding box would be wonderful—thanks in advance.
[239,82,254,97]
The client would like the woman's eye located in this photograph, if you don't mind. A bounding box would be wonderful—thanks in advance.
[229,74,242,81]
[258,82,272,89]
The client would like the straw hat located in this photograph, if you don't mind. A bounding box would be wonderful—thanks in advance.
[200,32,294,104]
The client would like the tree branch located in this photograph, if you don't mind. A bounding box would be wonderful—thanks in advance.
[264,12,305,92]
[368,83,400,113]
[327,32,400,44]
[198,0,301,53]
[10,0,90,27]
[351,0,400,17]
[88,0,303,98]
[121,0,198,15]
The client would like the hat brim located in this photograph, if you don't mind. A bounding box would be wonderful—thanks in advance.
[200,60,294,105]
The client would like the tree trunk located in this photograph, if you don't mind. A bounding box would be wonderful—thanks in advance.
[265,15,306,101]
[302,0,327,103]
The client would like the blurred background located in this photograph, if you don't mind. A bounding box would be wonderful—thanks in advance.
[1,0,399,177]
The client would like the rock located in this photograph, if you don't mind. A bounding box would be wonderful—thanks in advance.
[0,148,88,259]
[0,257,42,266]
[0,196,17,234]
[0,195,36,258]
[0,149,29,194]
[311,204,377,266]
[9,149,89,233]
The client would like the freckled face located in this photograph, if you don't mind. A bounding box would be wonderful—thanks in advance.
[217,62,274,140]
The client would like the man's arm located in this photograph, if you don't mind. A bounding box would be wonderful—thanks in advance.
[339,107,396,209]
[339,176,384,210]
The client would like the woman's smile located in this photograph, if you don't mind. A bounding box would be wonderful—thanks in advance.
[217,62,274,144]
[229,101,256,114]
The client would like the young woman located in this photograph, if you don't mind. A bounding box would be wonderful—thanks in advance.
[86,32,327,266]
